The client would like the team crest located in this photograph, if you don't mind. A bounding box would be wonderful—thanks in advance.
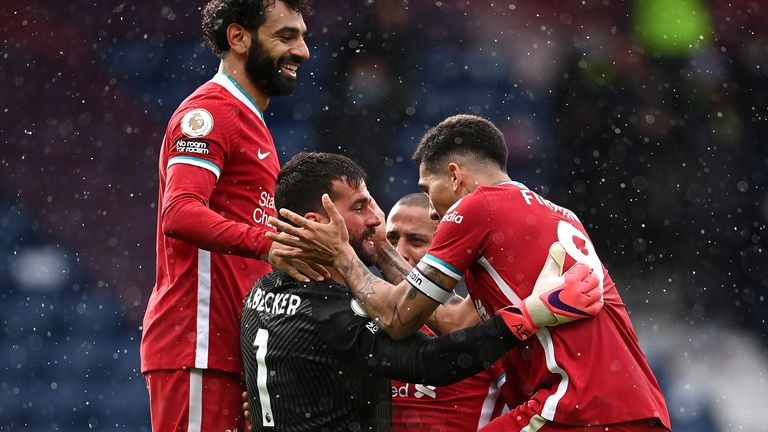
[181,108,214,138]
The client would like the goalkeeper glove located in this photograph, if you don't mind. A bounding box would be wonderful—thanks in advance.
[499,242,603,341]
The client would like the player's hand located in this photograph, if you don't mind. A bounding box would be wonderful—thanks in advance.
[267,194,351,267]
[498,242,603,340]
[267,241,330,282]
[241,391,252,432]
[368,197,387,249]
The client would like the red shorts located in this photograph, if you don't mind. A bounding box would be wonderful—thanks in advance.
[144,368,245,432]
[480,398,669,432]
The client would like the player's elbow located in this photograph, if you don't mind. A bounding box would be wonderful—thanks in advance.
[161,195,203,239]
[160,202,189,240]
[161,215,182,239]
[380,321,417,341]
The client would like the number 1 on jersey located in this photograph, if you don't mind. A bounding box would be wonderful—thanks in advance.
[253,328,275,427]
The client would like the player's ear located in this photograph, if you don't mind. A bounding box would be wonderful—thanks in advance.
[447,162,463,192]
[226,23,250,56]
[304,212,329,224]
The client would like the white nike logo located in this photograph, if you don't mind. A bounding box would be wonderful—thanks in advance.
[257,149,271,160]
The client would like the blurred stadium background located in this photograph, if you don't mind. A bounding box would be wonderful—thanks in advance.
[2,0,767,430]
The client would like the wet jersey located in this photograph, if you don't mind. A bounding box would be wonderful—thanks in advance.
[391,326,507,432]
[421,181,670,429]
[241,271,522,432]
[141,72,279,374]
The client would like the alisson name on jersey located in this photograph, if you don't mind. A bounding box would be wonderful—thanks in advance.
[244,287,302,316]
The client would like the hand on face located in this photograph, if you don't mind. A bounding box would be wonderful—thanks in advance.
[366,197,388,249]
[266,194,353,267]
[266,241,330,282]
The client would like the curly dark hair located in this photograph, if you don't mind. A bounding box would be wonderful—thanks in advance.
[275,152,368,221]
[202,0,313,56]
[412,114,508,172]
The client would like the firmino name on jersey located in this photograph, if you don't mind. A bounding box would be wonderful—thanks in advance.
[244,287,301,316]
[519,189,580,222]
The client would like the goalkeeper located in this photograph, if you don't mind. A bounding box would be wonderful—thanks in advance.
[268,115,671,431]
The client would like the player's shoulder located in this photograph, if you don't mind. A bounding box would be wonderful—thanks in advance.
[166,83,241,142]
[175,82,240,118]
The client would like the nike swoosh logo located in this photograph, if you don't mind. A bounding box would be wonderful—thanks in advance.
[547,289,591,317]
[257,149,271,160]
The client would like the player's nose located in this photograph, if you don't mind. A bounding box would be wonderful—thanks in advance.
[291,37,310,62]
[428,205,440,221]
[395,241,417,266]
[366,210,382,227]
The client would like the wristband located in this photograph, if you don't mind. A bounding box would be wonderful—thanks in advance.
[406,267,454,305]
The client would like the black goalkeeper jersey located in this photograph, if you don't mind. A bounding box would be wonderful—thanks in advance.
[241,271,519,432]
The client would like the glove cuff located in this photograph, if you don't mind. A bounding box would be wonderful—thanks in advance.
[498,305,539,341]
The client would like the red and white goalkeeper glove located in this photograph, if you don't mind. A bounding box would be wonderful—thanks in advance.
[499,242,603,341]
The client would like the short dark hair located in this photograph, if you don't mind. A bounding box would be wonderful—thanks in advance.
[202,0,313,56]
[412,114,508,172]
[275,152,368,220]
[395,193,430,209]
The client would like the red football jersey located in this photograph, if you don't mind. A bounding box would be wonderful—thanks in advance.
[391,326,507,432]
[421,182,670,429]
[141,72,279,374]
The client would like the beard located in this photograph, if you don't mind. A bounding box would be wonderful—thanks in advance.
[349,227,377,267]
[245,37,299,96]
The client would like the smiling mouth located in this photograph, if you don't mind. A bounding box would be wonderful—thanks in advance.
[280,63,298,78]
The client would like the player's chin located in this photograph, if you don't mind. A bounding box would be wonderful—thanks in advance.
[267,72,298,96]
[359,239,376,266]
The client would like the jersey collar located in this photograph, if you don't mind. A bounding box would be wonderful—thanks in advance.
[210,72,266,124]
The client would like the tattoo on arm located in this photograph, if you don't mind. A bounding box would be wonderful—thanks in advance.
[386,304,431,335]
[387,260,409,285]
[337,252,446,338]
[377,245,410,285]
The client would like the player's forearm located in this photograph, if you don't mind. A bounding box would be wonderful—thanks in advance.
[378,314,519,386]
[373,242,411,285]
[336,250,437,340]
[425,294,481,335]
[162,194,273,259]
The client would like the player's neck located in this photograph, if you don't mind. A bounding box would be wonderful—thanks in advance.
[218,61,270,112]
[461,169,511,194]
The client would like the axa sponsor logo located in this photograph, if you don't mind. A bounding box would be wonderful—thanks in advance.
[441,210,464,224]
[415,384,437,398]
[391,383,437,399]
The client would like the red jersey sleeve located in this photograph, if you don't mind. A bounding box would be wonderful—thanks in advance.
[421,192,491,282]
[160,164,274,259]
[166,104,232,179]
[159,100,274,259]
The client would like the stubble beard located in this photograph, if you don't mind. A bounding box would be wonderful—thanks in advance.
[349,228,377,267]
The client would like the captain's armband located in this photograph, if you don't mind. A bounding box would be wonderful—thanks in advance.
[406,267,454,305]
